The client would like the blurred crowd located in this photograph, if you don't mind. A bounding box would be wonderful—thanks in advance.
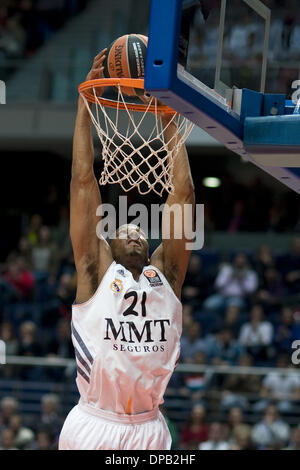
[197,176,300,233]
[0,207,300,449]
[188,0,300,95]
[0,0,89,62]
[171,404,300,450]
[167,244,300,449]
[0,394,63,449]
[0,0,300,96]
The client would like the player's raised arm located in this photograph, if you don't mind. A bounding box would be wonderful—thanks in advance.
[151,117,195,299]
[70,49,113,303]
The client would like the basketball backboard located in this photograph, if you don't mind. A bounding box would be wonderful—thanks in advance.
[145,0,300,193]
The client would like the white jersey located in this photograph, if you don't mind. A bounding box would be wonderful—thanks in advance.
[71,261,182,415]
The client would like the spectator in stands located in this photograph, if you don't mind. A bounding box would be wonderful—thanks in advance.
[290,23,300,59]
[251,404,290,449]
[226,14,264,62]
[182,352,211,403]
[203,253,258,312]
[208,327,244,366]
[0,8,25,59]
[31,226,59,281]
[38,394,63,438]
[182,304,195,335]
[0,428,18,450]
[227,201,248,233]
[179,403,209,450]
[280,12,299,61]
[230,424,254,450]
[238,304,274,364]
[213,305,241,338]
[0,321,18,356]
[53,205,71,258]
[46,318,72,358]
[58,247,76,282]
[284,425,300,450]
[254,354,300,413]
[182,254,212,307]
[17,321,42,357]
[44,318,73,380]
[9,237,32,269]
[255,267,284,313]
[17,320,43,380]
[55,273,75,315]
[219,354,261,410]
[26,214,43,246]
[198,422,230,450]
[254,244,276,282]
[0,321,18,379]
[3,256,35,301]
[188,28,206,65]
[29,429,53,450]
[180,321,209,362]
[0,414,4,434]
[41,272,75,329]
[228,407,244,430]
[279,237,300,298]
[227,407,248,446]
[273,306,300,354]
[0,397,18,427]
[268,11,286,62]
[8,414,35,449]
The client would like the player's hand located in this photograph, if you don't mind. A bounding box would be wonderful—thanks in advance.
[86,48,108,97]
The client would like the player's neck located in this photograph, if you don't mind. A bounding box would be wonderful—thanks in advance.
[115,256,148,281]
[127,266,143,281]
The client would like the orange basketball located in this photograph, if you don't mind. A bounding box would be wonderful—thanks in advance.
[103,34,148,96]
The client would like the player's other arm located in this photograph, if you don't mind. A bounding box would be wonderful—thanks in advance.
[151,117,195,299]
[70,50,112,304]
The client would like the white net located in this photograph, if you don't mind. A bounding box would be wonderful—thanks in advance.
[80,85,194,196]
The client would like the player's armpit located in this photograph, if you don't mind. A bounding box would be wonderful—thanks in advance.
[151,186,195,300]
[70,176,113,304]
[162,190,195,299]
[155,119,195,299]
[150,243,165,273]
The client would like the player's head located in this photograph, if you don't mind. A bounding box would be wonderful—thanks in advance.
[109,224,149,270]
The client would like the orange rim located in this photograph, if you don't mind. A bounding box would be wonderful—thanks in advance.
[78,78,176,114]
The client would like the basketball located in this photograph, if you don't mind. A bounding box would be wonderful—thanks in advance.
[103,34,148,96]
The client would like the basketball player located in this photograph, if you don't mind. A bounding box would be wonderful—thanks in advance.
[59,49,195,450]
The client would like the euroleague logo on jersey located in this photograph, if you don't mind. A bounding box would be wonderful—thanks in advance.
[144,269,157,278]
[143,269,163,287]
[110,279,123,293]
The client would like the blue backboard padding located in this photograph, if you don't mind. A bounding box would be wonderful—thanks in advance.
[244,115,300,146]
[146,0,300,193]
[240,89,263,122]
[263,94,286,116]
[145,0,243,140]
[172,79,243,137]
[285,100,296,115]
[145,0,181,89]
[285,168,300,177]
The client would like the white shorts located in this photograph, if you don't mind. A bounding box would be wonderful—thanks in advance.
[59,402,172,450]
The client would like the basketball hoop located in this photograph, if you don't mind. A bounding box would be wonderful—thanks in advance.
[78,78,194,196]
